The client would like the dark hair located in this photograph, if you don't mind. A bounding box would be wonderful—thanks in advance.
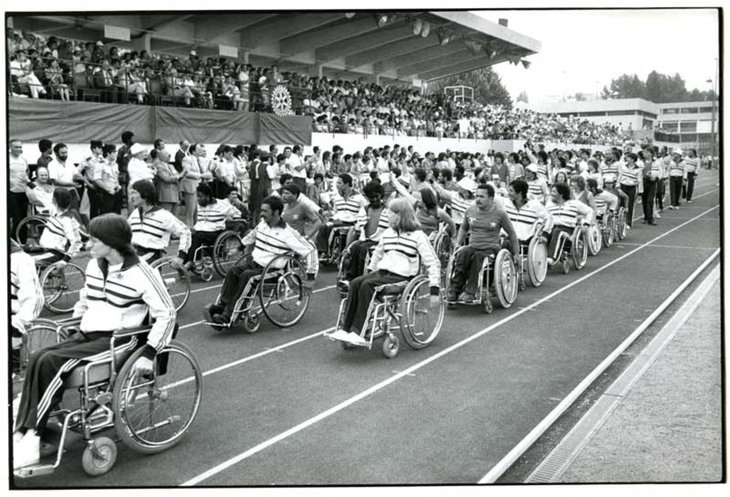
[90,140,103,150]
[314,173,324,182]
[440,168,453,182]
[555,182,571,201]
[121,131,134,144]
[53,188,73,209]
[189,143,199,154]
[338,173,353,187]
[149,149,160,160]
[413,168,427,183]
[262,195,284,216]
[153,138,165,150]
[510,179,528,199]
[570,175,586,191]
[477,183,495,198]
[196,183,213,197]
[132,179,158,205]
[102,143,117,157]
[586,178,598,192]
[279,173,293,185]
[281,183,301,197]
[362,181,384,199]
[53,142,67,155]
[88,213,135,256]
[39,139,53,153]
[420,187,438,211]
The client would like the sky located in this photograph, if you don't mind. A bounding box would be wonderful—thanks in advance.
[474,8,720,103]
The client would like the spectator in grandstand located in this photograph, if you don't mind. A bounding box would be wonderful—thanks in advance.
[155,149,183,214]
[9,139,30,235]
[10,50,46,98]
[93,59,118,103]
[45,58,70,101]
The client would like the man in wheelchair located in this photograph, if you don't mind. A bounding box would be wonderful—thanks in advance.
[503,179,551,245]
[327,198,441,346]
[545,183,595,266]
[446,184,519,304]
[340,181,390,285]
[204,195,317,325]
[13,214,176,470]
[315,173,366,257]
[28,188,83,267]
[129,180,191,264]
[182,184,241,267]
[586,178,619,230]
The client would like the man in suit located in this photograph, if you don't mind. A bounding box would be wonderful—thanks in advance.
[93,59,118,103]
[180,143,213,227]
[174,140,190,173]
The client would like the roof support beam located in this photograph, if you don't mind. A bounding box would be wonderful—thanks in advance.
[316,22,413,63]
[419,54,511,81]
[398,49,471,78]
[194,13,276,42]
[375,43,464,73]
[346,35,440,69]
[240,13,338,49]
[280,17,378,56]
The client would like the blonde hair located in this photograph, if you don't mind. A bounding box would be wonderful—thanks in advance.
[388,198,421,233]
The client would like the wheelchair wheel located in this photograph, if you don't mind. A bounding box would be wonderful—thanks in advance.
[603,217,615,248]
[587,225,601,256]
[336,246,353,298]
[40,262,86,314]
[242,313,261,334]
[151,257,191,312]
[617,208,628,240]
[571,228,588,270]
[259,254,310,328]
[112,341,202,455]
[562,258,570,274]
[399,277,444,350]
[433,232,453,288]
[81,436,118,476]
[527,236,548,287]
[16,320,62,380]
[382,333,400,359]
[15,215,47,246]
[213,231,244,277]
[494,249,518,309]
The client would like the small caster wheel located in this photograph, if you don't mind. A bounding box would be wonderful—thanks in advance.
[562,258,570,275]
[242,313,261,334]
[382,333,400,359]
[81,436,117,476]
[481,290,493,314]
[200,267,214,282]
[518,276,526,292]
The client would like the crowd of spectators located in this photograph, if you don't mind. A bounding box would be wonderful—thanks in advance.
[8,29,628,146]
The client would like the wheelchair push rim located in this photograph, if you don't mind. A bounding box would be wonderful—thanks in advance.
[494,249,518,309]
[259,254,311,328]
[527,237,548,287]
[15,321,62,382]
[151,257,191,312]
[399,277,444,350]
[15,215,48,246]
[212,231,245,277]
[112,341,202,454]
[40,262,86,314]
[572,228,588,270]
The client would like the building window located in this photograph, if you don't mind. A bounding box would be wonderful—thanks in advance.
[680,122,697,132]
[663,108,680,114]
[699,106,713,113]
[659,121,678,131]
[680,107,699,114]
[606,110,631,116]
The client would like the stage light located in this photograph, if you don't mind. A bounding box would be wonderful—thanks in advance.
[521,59,531,69]
[375,14,389,27]
[412,18,422,35]
[345,13,356,19]
[421,22,430,37]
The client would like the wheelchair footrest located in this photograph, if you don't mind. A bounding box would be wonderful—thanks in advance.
[14,464,56,478]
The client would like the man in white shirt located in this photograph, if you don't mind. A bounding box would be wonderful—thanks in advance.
[25,166,56,216]
[9,139,30,234]
[126,143,155,208]
[288,145,307,192]
[47,142,84,215]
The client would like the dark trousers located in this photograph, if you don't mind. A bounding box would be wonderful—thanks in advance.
[9,191,29,235]
[642,179,658,223]
[343,270,407,334]
[15,332,137,435]
[655,178,666,210]
[91,189,121,218]
[685,172,697,201]
[316,220,352,253]
[669,176,684,207]
[185,231,222,263]
[620,184,637,227]
[449,246,498,296]
[345,240,376,280]
[548,225,573,260]
[218,256,264,317]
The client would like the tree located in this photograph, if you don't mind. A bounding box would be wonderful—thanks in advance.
[603,71,715,103]
[601,74,646,100]
[429,66,513,108]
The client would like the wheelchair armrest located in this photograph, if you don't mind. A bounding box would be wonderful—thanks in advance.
[113,325,154,338]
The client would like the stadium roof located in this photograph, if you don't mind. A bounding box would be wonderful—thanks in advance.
[9,11,541,84]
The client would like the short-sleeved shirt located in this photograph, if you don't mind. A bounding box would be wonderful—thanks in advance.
[282,198,320,236]
[464,204,513,251]
[48,159,78,186]
[9,154,29,193]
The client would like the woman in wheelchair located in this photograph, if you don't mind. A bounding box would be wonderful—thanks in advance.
[182,183,241,267]
[545,182,595,266]
[204,195,316,325]
[29,188,83,267]
[128,179,192,264]
[13,214,176,470]
[327,198,441,346]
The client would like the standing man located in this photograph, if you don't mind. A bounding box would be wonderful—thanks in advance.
[35,139,54,177]
[174,140,190,173]
[91,143,122,216]
[78,140,106,219]
[47,142,84,215]
[288,145,307,192]
[667,148,686,210]
[116,131,135,211]
[9,139,30,234]
[248,152,271,222]
[180,144,213,228]
[641,147,660,226]
[683,148,699,203]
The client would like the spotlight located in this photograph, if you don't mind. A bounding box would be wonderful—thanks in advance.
[412,18,422,35]
[375,14,389,27]
[421,22,430,37]
[521,59,531,69]
[345,13,356,19]
[437,29,451,46]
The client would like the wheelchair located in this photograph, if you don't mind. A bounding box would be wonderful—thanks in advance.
[598,210,617,248]
[22,248,86,315]
[204,253,311,333]
[189,219,248,282]
[614,206,628,241]
[321,221,355,265]
[429,225,454,289]
[551,221,589,275]
[12,319,63,385]
[586,222,602,256]
[329,275,445,359]
[13,316,202,478]
[514,221,549,290]
[445,247,518,314]
[149,256,191,312]
[336,227,373,298]
[15,214,49,247]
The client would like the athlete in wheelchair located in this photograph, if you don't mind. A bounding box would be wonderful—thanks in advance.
[181,183,244,281]
[13,214,201,477]
[336,181,390,296]
[586,177,619,248]
[326,198,444,358]
[203,195,317,333]
[503,179,552,290]
[316,173,367,264]
[445,183,520,313]
[545,183,595,274]
[602,174,629,241]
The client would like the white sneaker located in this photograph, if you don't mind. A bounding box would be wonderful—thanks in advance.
[13,432,40,469]
[325,329,348,341]
[345,332,367,346]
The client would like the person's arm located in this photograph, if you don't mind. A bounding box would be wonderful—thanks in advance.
[431,181,455,204]
[438,208,456,238]
[156,164,179,184]
[573,200,595,224]
[366,234,386,272]
[25,184,43,207]
[62,217,83,260]
[415,231,442,297]
[136,264,177,362]
[540,180,549,201]
[13,253,44,327]
[455,213,470,247]
[390,172,417,205]
[183,159,201,179]
[224,203,242,220]
[242,223,258,247]
[165,213,192,259]
[500,211,520,258]
[72,260,92,318]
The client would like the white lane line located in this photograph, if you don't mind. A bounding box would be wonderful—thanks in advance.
[525,264,720,483]
[616,243,717,251]
[480,245,721,483]
[181,205,718,487]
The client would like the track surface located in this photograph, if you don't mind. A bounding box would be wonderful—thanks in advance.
[14,171,721,487]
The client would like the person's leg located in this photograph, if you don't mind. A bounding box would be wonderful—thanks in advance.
[465,248,491,296]
[345,240,373,280]
[346,271,405,334]
[222,260,263,318]
[686,172,696,202]
[447,246,474,299]
[643,180,657,224]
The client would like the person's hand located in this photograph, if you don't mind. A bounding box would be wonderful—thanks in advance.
[173,256,184,266]
[11,315,27,334]
[133,356,154,375]
[56,260,67,269]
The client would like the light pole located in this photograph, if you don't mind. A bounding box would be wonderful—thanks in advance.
[708,57,718,165]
